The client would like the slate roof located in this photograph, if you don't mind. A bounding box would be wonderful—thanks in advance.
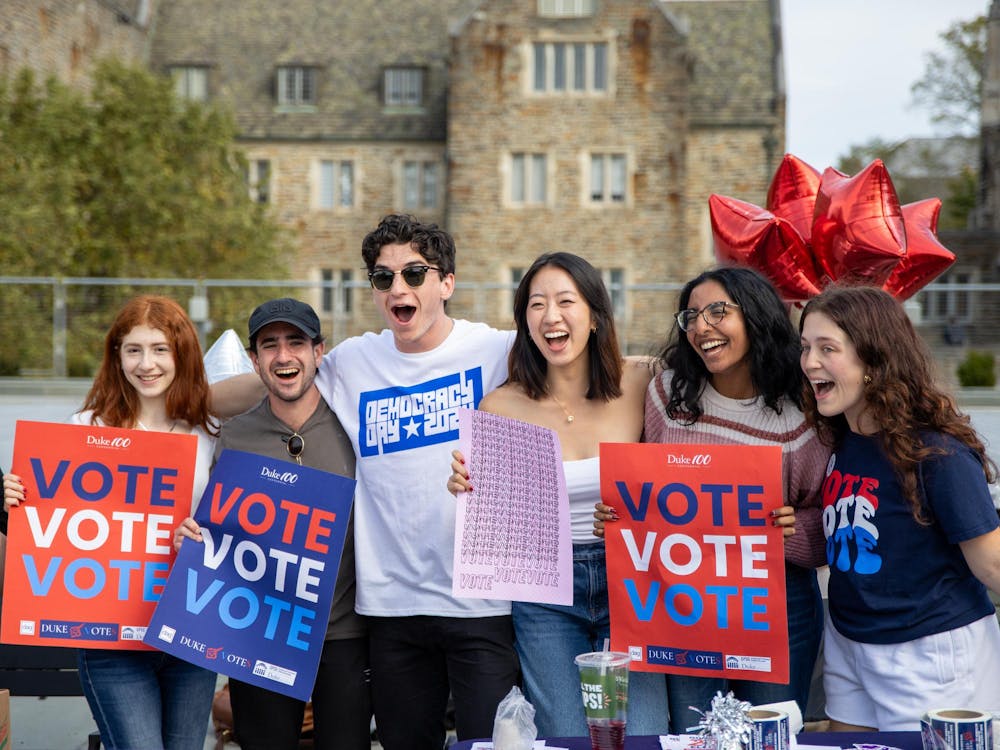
[149,0,478,141]
[148,0,780,140]
[664,0,783,126]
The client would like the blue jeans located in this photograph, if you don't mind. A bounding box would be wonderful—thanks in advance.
[513,542,669,737]
[78,649,217,750]
[667,562,824,732]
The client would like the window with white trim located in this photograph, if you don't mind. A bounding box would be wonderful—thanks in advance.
[602,267,625,319]
[403,161,439,209]
[321,268,353,314]
[248,159,270,204]
[589,153,627,203]
[316,160,354,209]
[384,68,424,106]
[276,66,316,106]
[532,41,607,93]
[509,267,525,308]
[538,0,596,17]
[171,66,208,101]
[510,153,548,205]
[921,268,976,324]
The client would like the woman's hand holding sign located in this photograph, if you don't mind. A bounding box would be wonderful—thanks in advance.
[595,501,797,539]
[3,473,25,512]
[174,516,203,551]
[447,449,473,496]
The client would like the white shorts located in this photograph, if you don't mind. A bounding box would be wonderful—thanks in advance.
[823,611,1000,730]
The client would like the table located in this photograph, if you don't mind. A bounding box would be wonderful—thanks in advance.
[451,730,924,750]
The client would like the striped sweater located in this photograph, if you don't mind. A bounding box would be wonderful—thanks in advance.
[645,370,829,569]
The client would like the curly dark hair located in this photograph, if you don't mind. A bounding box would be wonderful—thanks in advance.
[660,266,803,424]
[361,214,456,277]
[507,252,623,401]
[799,284,996,520]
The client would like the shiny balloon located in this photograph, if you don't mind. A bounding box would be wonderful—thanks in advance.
[766,154,822,243]
[882,198,956,301]
[709,194,823,300]
[811,161,907,286]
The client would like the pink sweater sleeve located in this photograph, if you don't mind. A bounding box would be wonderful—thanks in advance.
[782,429,831,569]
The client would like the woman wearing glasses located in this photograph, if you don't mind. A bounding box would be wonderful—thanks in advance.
[448,252,669,738]
[3,295,219,750]
[596,266,829,730]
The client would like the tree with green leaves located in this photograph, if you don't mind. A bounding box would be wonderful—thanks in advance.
[834,15,986,231]
[0,59,291,375]
[911,15,986,134]
[0,59,289,278]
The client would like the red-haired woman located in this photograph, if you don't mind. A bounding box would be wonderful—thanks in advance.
[3,295,219,750]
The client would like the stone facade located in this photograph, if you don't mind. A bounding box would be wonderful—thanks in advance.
[4,0,785,348]
[447,0,783,348]
[0,1,152,86]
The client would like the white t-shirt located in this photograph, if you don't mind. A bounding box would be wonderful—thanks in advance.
[71,411,216,514]
[316,319,515,617]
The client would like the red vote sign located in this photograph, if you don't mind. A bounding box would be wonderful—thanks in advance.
[1,420,197,649]
[602,443,789,683]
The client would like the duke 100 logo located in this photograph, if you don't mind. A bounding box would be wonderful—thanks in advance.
[665,452,712,467]
[260,466,299,484]
[85,434,132,449]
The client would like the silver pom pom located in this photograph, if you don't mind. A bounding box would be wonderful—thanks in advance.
[692,691,754,750]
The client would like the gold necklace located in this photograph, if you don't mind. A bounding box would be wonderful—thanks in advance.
[549,393,575,424]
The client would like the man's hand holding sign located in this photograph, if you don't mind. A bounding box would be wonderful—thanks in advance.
[601,443,789,683]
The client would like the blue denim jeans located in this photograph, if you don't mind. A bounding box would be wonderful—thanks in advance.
[666,562,824,732]
[513,542,669,737]
[78,649,217,750]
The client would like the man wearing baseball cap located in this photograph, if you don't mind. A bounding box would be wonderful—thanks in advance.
[186,298,371,749]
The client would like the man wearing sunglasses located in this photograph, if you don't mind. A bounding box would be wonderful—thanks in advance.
[212,215,518,749]
[205,298,372,750]
[319,214,518,750]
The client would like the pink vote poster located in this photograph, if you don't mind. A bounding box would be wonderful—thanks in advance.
[452,408,572,605]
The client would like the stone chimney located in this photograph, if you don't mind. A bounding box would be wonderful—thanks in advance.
[975,0,1000,228]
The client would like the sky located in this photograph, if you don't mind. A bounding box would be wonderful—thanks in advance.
[783,0,989,171]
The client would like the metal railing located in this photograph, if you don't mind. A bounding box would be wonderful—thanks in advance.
[0,276,997,389]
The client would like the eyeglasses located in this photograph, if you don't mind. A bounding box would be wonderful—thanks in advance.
[283,432,304,465]
[675,301,741,332]
[368,265,442,292]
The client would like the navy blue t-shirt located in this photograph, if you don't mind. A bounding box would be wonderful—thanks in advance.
[822,430,998,644]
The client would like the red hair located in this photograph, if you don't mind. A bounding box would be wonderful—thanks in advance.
[80,295,216,433]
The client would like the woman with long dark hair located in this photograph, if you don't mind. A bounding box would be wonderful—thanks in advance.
[449,252,669,737]
[597,266,828,731]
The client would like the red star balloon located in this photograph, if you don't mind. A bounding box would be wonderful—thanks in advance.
[811,161,907,286]
[709,194,823,300]
[766,154,822,243]
[882,198,956,301]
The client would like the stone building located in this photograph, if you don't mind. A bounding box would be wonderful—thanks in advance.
[447,0,784,345]
[1,1,153,86]
[3,0,785,347]
[143,0,784,346]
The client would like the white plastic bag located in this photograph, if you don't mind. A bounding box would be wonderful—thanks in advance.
[202,329,255,384]
[492,686,537,750]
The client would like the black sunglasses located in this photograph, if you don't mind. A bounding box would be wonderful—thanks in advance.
[282,432,304,465]
[368,265,441,292]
